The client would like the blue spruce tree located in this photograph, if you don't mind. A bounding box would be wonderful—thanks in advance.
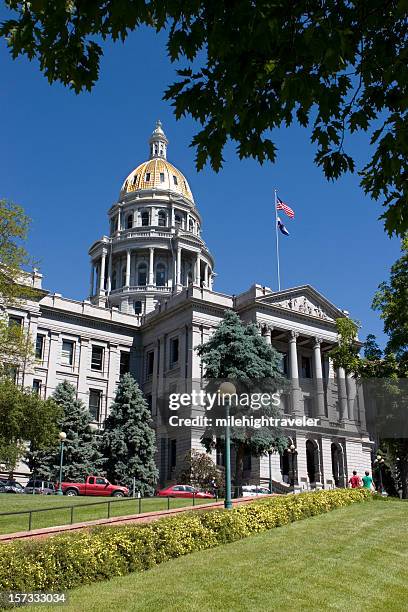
[101,373,158,495]
[29,380,105,481]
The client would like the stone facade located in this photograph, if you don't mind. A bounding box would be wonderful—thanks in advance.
[8,123,373,487]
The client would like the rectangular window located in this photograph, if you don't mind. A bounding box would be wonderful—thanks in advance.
[170,338,179,366]
[89,389,102,421]
[146,351,154,377]
[120,351,130,377]
[61,340,74,366]
[35,334,45,360]
[173,175,178,186]
[91,345,104,371]
[8,315,23,328]
[145,172,151,182]
[160,172,165,182]
[32,379,42,394]
[304,397,313,417]
[301,356,312,379]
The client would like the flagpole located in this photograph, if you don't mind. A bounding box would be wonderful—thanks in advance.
[274,188,281,291]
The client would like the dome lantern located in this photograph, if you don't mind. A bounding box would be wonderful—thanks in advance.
[149,119,168,159]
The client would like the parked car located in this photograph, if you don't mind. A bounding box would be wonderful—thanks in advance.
[24,480,55,495]
[157,485,215,499]
[241,485,272,497]
[0,480,25,494]
[58,476,129,497]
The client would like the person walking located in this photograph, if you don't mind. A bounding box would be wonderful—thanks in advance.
[348,470,362,488]
[362,470,374,491]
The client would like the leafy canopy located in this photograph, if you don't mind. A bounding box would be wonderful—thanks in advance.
[0,378,61,471]
[1,3,407,234]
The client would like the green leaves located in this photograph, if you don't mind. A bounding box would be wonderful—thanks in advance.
[1,1,407,234]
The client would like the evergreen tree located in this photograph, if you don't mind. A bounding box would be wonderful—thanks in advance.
[101,373,158,495]
[29,380,105,481]
[197,310,288,488]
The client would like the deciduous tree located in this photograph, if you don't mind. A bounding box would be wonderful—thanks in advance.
[1,3,407,234]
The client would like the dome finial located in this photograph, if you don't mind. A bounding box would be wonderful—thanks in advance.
[149,120,169,159]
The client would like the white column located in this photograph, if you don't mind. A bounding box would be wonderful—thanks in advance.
[195,253,201,285]
[125,249,131,287]
[313,338,326,418]
[204,264,209,287]
[117,207,122,233]
[46,332,60,396]
[99,251,106,293]
[289,331,301,415]
[77,337,90,403]
[89,263,95,297]
[149,247,154,285]
[338,367,348,421]
[171,206,175,227]
[107,254,112,293]
[176,247,182,286]
[346,374,357,422]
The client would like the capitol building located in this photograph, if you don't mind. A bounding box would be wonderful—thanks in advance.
[11,122,372,488]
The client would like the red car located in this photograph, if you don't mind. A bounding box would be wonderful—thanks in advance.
[157,484,214,499]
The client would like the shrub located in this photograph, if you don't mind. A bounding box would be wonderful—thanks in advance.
[0,489,372,594]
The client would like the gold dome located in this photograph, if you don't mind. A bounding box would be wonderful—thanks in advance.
[121,158,194,203]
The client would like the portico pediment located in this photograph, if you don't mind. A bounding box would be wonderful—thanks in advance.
[257,285,344,323]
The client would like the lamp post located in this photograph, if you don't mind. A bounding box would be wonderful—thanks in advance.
[375,454,385,493]
[268,450,273,493]
[219,382,236,510]
[288,443,298,487]
[57,432,67,496]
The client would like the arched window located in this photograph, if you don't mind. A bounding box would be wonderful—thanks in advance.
[175,213,182,229]
[158,211,166,227]
[188,218,194,233]
[138,263,147,286]
[111,271,117,291]
[126,214,133,229]
[156,263,166,287]
[141,211,149,226]
[134,301,142,315]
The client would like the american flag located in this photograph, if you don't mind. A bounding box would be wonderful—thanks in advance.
[276,196,295,219]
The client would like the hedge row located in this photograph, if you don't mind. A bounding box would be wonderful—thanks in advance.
[0,489,371,593]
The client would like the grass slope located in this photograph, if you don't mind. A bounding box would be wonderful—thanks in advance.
[0,495,216,535]
[27,499,408,612]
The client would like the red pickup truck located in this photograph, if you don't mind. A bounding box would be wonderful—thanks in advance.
[59,476,129,497]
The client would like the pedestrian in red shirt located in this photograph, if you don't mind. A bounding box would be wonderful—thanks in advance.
[348,470,362,488]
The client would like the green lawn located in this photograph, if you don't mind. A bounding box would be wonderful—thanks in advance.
[0,495,217,535]
[27,499,408,612]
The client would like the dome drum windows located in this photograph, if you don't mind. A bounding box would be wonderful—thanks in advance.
[138,263,147,286]
[175,213,183,230]
[126,214,133,229]
[141,210,150,226]
[158,210,167,227]
[156,262,166,287]
[160,172,165,183]
[145,172,151,182]
[173,175,178,186]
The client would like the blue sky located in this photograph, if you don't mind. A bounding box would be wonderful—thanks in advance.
[0,26,400,347]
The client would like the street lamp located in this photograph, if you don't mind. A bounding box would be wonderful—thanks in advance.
[219,382,236,510]
[57,432,67,496]
[375,454,385,493]
[288,443,298,488]
[268,449,273,494]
